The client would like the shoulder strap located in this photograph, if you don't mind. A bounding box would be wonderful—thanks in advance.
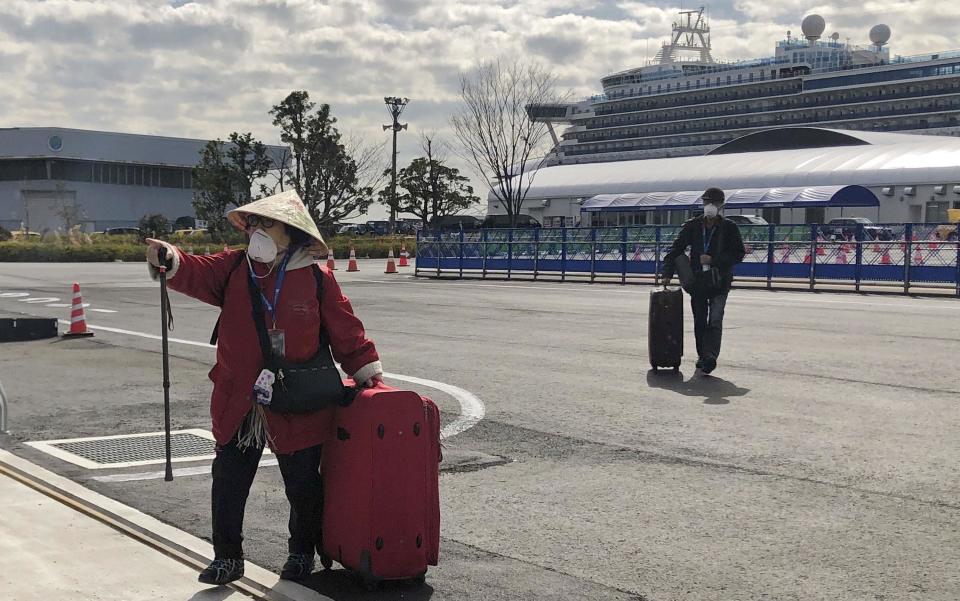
[311,265,331,345]
[246,265,275,364]
[210,251,248,346]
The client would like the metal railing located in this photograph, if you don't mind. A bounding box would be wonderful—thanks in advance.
[415,224,960,296]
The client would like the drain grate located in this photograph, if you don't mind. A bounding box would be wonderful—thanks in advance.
[26,429,219,469]
[55,432,214,464]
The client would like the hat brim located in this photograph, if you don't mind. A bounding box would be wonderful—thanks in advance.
[227,190,327,253]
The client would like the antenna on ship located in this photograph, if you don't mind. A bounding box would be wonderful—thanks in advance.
[655,5,714,64]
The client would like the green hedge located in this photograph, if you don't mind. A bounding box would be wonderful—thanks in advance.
[0,236,416,262]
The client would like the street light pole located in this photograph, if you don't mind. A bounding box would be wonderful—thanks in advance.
[383,97,408,234]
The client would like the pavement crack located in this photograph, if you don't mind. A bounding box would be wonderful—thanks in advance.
[443,538,650,600]
[463,418,960,513]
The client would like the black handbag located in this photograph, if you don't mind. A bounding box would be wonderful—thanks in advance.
[247,264,355,414]
[696,266,724,294]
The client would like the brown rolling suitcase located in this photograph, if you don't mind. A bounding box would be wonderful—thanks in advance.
[648,287,683,370]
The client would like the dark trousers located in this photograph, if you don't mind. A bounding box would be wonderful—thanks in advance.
[691,291,728,361]
[211,431,323,559]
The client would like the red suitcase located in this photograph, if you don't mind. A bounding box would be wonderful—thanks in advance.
[321,382,441,588]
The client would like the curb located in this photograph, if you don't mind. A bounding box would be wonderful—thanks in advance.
[0,448,331,601]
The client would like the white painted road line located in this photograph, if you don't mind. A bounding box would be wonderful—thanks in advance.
[55,319,487,440]
[93,458,280,483]
[89,308,118,313]
[384,372,485,440]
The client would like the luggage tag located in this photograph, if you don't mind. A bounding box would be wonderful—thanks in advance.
[254,368,275,406]
[268,329,286,358]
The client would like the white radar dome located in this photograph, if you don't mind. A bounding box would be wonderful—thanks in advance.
[801,14,826,40]
[869,24,891,46]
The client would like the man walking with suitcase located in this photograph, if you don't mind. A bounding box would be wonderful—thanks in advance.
[661,188,746,374]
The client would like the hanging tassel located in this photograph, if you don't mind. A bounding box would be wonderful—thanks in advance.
[237,406,274,451]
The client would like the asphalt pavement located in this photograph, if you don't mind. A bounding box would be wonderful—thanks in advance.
[1,259,958,600]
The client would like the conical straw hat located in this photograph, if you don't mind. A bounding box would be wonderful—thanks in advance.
[227,190,326,251]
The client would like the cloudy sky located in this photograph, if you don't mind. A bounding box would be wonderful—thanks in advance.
[1,0,957,218]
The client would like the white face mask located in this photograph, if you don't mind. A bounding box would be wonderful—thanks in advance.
[248,228,278,263]
[703,203,721,219]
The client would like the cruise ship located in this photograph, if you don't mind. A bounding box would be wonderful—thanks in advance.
[529,8,960,166]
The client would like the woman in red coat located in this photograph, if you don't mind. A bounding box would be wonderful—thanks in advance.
[146,191,381,585]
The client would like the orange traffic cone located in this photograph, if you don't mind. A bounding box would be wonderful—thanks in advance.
[384,248,398,274]
[347,247,359,272]
[913,248,924,265]
[398,243,409,267]
[880,249,892,265]
[803,252,812,265]
[326,247,337,270]
[63,283,94,338]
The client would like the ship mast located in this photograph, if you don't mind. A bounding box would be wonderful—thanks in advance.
[655,6,714,64]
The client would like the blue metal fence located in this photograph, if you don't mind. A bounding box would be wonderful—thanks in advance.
[416,224,960,296]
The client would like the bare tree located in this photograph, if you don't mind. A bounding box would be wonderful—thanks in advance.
[451,59,560,227]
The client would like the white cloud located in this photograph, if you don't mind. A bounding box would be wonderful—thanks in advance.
[0,0,956,219]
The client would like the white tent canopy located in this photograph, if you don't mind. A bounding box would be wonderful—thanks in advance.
[489,129,960,202]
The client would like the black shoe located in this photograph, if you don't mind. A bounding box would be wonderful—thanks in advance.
[280,553,315,581]
[198,558,244,585]
[695,358,704,370]
[702,357,717,374]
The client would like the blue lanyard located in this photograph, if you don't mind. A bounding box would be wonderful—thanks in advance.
[249,252,291,325]
[702,223,716,254]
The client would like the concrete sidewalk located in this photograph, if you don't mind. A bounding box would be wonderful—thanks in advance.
[0,449,329,601]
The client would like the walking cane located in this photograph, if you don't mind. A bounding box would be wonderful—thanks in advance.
[159,262,174,482]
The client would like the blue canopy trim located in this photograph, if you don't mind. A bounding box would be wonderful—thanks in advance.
[581,185,880,212]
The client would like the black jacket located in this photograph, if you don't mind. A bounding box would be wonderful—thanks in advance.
[662,216,746,292]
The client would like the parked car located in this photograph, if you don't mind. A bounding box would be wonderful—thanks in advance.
[821,217,894,241]
[105,227,143,237]
[480,214,542,229]
[172,228,205,237]
[428,215,483,232]
[336,224,369,236]
[364,220,391,236]
[727,214,768,226]
[10,230,41,240]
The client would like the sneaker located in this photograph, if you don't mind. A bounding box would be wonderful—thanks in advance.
[280,553,315,581]
[198,558,244,585]
[702,357,717,374]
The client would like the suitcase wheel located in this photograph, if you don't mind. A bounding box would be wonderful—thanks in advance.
[357,573,379,592]
[319,553,333,570]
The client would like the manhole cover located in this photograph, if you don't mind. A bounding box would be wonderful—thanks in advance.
[27,429,219,469]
